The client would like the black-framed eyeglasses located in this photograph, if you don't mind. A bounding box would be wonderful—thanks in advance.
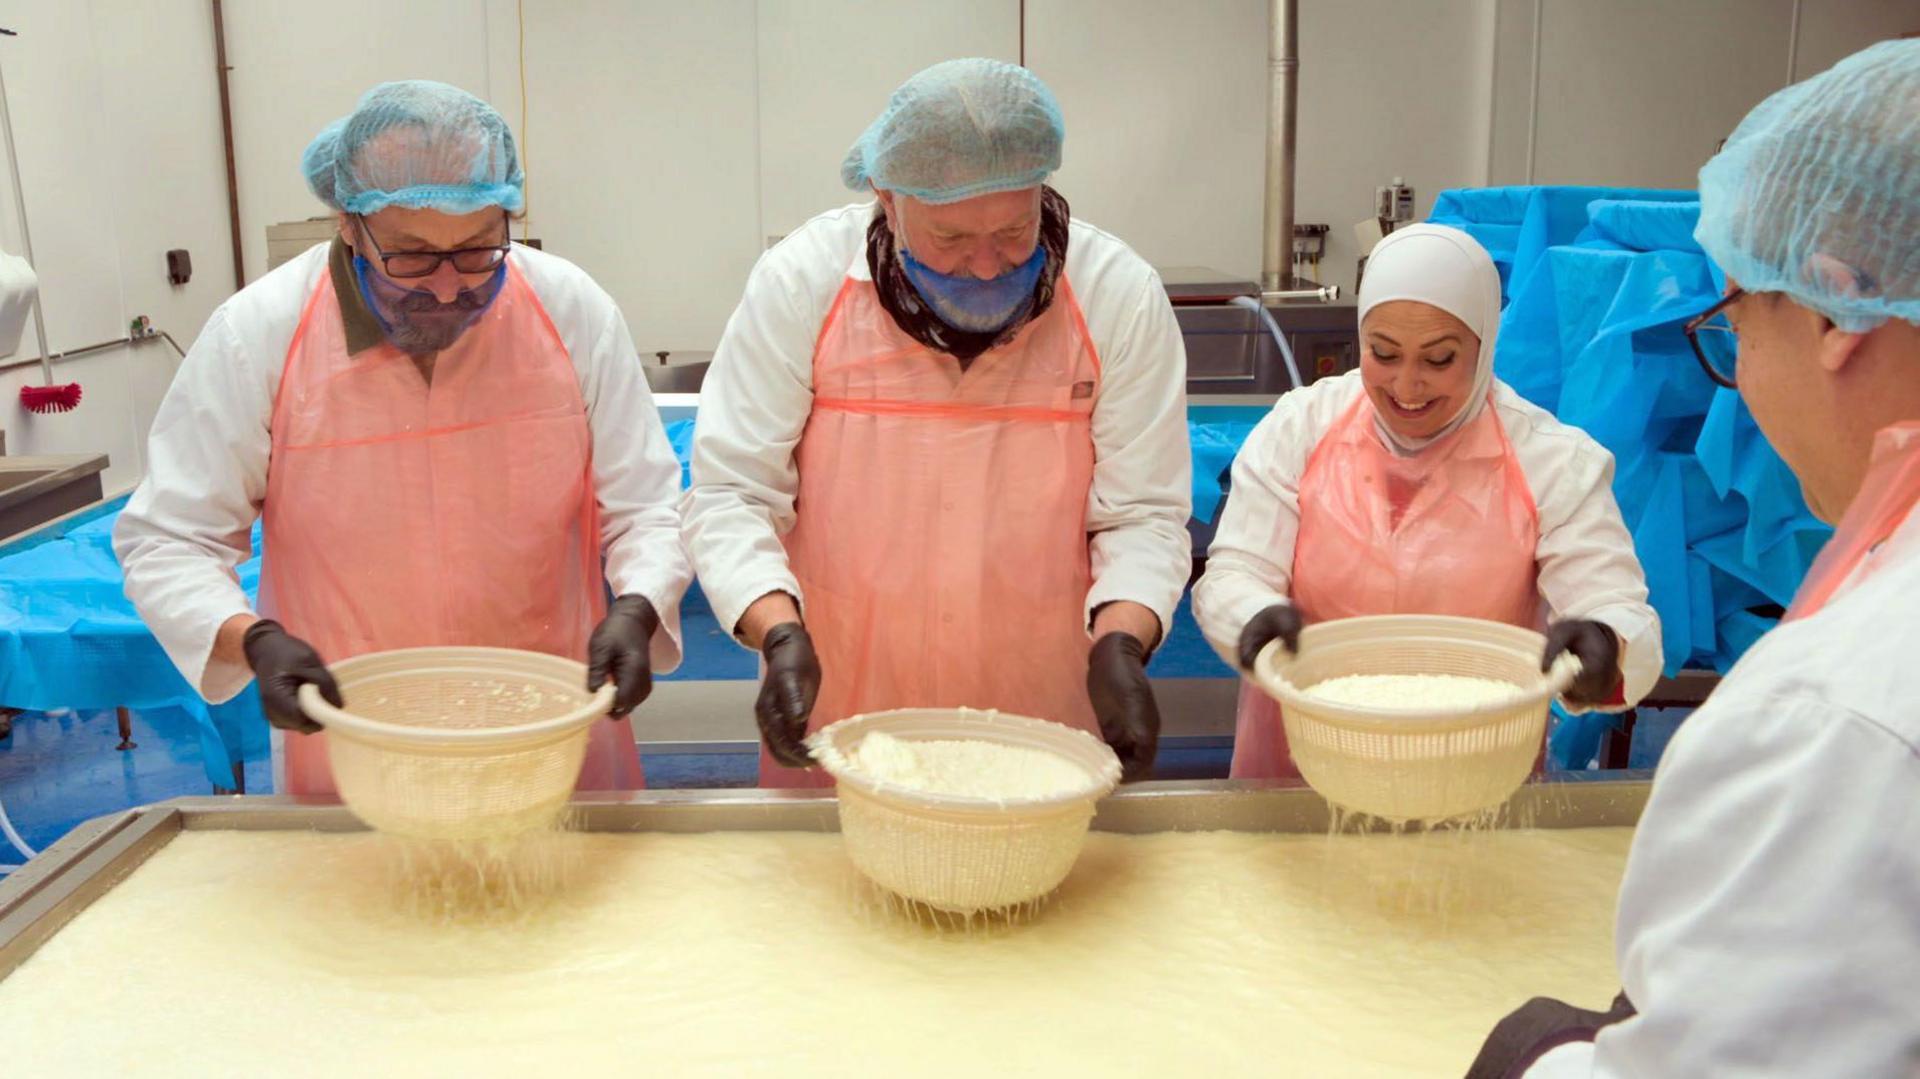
[353,211,511,278]
[1684,288,1744,390]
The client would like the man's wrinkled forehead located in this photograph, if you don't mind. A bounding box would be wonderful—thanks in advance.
[898,186,1042,236]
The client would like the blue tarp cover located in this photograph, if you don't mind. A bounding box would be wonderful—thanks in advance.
[1431,186,1830,768]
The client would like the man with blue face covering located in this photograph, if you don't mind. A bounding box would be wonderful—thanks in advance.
[115,81,691,794]
[684,59,1192,786]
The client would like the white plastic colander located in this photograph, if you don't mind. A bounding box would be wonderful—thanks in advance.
[809,709,1122,914]
[295,647,614,841]
[1249,614,1578,823]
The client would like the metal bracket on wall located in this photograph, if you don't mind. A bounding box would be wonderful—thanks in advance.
[0,325,185,376]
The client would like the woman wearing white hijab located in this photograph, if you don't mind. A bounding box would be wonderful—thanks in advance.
[1192,224,1662,778]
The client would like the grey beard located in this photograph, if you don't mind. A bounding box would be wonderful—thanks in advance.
[385,317,470,357]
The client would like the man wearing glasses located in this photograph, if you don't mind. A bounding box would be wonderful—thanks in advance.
[115,81,690,794]
[1466,40,1919,1078]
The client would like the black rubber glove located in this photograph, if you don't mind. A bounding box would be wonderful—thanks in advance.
[757,622,821,768]
[1236,603,1304,671]
[1087,632,1161,783]
[587,594,659,718]
[1464,992,1635,1079]
[1542,620,1622,705]
[242,619,340,734]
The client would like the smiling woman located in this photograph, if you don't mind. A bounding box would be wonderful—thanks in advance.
[1361,300,1481,443]
[1192,223,1665,781]
[1352,226,1505,454]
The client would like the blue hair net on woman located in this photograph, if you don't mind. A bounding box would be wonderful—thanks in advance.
[841,58,1064,205]
[1695,40,1920,332]
[302,80,524,215]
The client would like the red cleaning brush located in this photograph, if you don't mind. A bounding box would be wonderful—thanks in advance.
[20,381,81,413]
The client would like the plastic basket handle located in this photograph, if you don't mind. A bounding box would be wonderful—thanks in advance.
[1542,650,1582,698]
[295,682,331,727]
[1252,637,1293,694]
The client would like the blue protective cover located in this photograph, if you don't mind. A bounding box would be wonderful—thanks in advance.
[0,417,1261,787]
[1693,39,1920,334]
[0,509,266,789]
[1189,420,1259,525]
[1430,187,1832,765]
[840,58,1064,205]
[664,418,696,490]
[302,80,525,216]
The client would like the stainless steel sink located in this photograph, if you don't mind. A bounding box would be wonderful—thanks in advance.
[0,453,109,542]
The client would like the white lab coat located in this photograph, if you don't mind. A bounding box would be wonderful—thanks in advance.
[680,201,1193,640]
[1191,369,1663,709]
[1526,506,1920,1078]
[113,242,692,704]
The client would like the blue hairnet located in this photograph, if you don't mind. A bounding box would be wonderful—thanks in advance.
[842,59,1063,205]
[1695,40,1920,332]
[303,80,524,216]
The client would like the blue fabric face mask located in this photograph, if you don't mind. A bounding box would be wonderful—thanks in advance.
[898,243,1046,334]
[353,254,506,356]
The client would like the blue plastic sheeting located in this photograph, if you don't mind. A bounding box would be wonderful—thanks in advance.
[1190,420,1258,524]
[1145,591,1233,679]
[0,505,266,790]
[668,416,1259,527]
[657,414,1247,675]
[1,417,1257,789]
[1427,186,1699,298]
[664,418,695,490]
[1429,186,1830,686]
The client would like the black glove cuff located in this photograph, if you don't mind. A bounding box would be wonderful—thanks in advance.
[608,594,660,638]
[1092,630,1149,664]
[241,618,283,665]
[761,621,809,657]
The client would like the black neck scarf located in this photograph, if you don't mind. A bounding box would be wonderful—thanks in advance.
[866,186,1071,366]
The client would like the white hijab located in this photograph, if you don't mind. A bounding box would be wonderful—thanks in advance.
[1355,223,1504,456]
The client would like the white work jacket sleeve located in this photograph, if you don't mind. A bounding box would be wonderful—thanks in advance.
[680,246,826,638]
[112,305,272,704]
[578,298,692,674]
[1190,407,1301,666]
[1190,375,1354,667]
[1082,268,1193,644]
[1513,401,1663,710]
[1522,694,1920,1078]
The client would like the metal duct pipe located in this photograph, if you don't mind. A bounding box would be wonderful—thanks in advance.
[211,0,245,291]
[1260,0,1299,293]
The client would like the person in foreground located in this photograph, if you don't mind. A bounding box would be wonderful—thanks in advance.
[682,59,1192,786]
[114,81,690,793]
[1465,38,1920,1078]
[1192,223,1661,779]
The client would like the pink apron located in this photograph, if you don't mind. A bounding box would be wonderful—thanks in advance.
[763,274,1102,787]
[1231,392,1542,778]
[1784,422,1920,622]
[261,261,644,795]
